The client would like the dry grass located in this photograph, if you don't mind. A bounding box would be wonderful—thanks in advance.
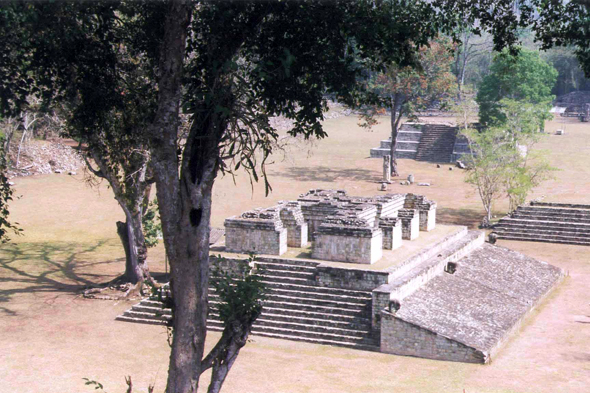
[1,115,590,393]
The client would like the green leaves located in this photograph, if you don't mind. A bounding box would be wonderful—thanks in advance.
[142,199,161,249]
[211,255,267,327]
[476,48,558,127]
[0,136,21,243]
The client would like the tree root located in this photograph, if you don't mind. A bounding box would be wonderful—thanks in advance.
[82,276,158,300]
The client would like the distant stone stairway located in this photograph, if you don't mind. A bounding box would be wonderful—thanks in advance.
[493,203,590,246]
[414,124,457,162]
[117,257,379,351]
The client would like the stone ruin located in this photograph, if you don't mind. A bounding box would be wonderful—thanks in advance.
[223,189,437,264]
[119,188,564,365]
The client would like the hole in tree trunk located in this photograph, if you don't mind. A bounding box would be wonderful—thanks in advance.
[190,208,202,227]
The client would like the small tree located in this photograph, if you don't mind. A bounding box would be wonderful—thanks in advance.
[461,98,556,225]
[359,37,457,176]
[462,126,514,227]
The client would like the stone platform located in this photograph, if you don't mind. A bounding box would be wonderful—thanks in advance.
[118,223,564,363]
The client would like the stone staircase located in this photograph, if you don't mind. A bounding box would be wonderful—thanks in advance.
[493,204,590,246]
[117,258,379,351]
[414,124,457,162]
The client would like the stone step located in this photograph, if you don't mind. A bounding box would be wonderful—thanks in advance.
[530,202,590,210]
[515,208,590,218]
[131,301,371,329]
[136,298,371,325]
[240,329,379,352]
[116,315,379,351]
[493,231,590,245]
[265,293,370,309]
[253,318,371,338]
[260,280,372,297]
[495,219,590,233]
[494,227,590,238]
[512,213,590,224]
[246,324,377,346]
[516,207,590,217]
[257,274,315,285]
[254,261,318,273]
[260,305,368,323]
[493,228,590,239]
[266,286,371,303]
[261,268,316,280]
[256,309,371,330]
[254,257,320,267]
[262,299,371,317]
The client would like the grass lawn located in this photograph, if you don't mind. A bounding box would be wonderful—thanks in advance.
[1,115,589,393]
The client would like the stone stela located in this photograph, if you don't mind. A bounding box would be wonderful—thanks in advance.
[223,189,437,264]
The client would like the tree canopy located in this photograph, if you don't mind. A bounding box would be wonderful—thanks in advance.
[476,48,558,127]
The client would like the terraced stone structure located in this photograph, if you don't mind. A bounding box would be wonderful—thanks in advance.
[118,190,564,364]
[493,201,590,246]
[370,122,460,163]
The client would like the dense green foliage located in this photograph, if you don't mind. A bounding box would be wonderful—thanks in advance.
[211,257,266,327]
[0,137,20,242]
[476,48,558,126]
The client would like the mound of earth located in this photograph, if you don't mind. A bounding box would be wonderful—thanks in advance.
[7,139,84,178]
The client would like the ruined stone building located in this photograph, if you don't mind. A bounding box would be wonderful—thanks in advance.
[119,189,563,364]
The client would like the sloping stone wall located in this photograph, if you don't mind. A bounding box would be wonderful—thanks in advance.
[380,311,487,363]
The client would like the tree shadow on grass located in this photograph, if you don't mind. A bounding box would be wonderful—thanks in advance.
[437,207,483,229]
[271,165,379,183]
[0,239,124,316]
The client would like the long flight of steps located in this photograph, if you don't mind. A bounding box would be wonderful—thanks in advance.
[493,203,590,246]
[414,124,457,163]
[117,257,379,351]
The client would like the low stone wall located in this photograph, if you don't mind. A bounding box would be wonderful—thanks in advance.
[210,255,250,277]
[380,311,487,363]
[315,265,389,291]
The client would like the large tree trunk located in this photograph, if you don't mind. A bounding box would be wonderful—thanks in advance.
[164,174,214,392]
[116,209,150,284]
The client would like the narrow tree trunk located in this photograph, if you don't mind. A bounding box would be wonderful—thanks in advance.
[389,96,403,177]
[115,207,150,284]
[206,321,250,393]
[15,129,27,169]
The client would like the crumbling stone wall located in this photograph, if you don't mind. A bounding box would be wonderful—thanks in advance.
[224,208,287,255]
[379,217,402,250]
[404,193,437,232]
[398,209,420,240]
[278,201,308,248]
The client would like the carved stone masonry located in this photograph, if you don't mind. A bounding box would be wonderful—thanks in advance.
[383,155,391,183]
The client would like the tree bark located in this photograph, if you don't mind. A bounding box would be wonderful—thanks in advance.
[205,321,251,393]
[121,208,150,284]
